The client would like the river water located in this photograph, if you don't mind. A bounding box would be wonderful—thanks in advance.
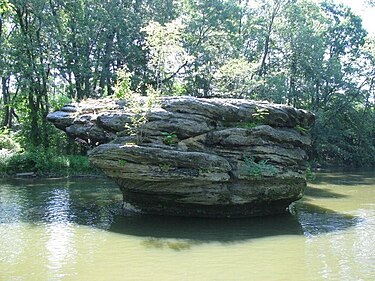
[0,171,374,281]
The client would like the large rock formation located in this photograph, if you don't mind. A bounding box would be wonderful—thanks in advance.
[47,96,315,217]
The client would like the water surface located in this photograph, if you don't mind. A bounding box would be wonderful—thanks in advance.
[0,172,374,281]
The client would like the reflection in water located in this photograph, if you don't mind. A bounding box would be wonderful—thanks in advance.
[0,183,29,267]
[44,188,76,278]
[44,188,71,223]
[110,214,304,243]
[141,238,193,251]
[0,171,374,280]
[108,203,359,251]
[45,223,76,278]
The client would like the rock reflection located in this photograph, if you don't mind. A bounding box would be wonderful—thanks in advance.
[110,213,303,243]
[109,202,360,247]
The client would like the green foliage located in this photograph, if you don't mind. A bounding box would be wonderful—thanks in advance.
[118,159,127,167]
[114,68,160,143]
[162,132,178,146]
[213,58,258,98]
[142,19,193,94]
[242,156,278,178]
[236,122,258,129]
[114,67,133,100]
[49,94,72,112]
[310,106,375,167]
[252,107,269,123]
[2,149,95,176]
[0,127,20,151]
[227,107,270,129]
[295,125,309,135]
[171,81,187,96]
[159,163,171,172]
[0,0,13,13]
[305,166,316,181]
[0,127,94,176]
[0,131,16,174]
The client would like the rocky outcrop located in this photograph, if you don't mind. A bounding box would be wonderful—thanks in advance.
[47,96,315,217]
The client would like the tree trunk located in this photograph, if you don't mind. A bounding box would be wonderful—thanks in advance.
[258,0,284,77]
[1,76,11,128]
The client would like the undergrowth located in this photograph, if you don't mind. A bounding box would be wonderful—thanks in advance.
[0,149,99,177]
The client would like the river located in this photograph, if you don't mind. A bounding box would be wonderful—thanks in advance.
[0,171,374,281]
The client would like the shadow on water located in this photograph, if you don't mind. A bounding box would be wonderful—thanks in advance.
[292,202,361,237]
[311,170,375,186]
[110,213,303,243]
[0,176,362,248]
[107,202,360,245]
[304,185,348,199]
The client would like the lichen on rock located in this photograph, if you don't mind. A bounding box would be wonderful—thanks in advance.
[47,96,315,217]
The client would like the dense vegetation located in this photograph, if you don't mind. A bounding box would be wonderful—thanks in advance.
[1,0,374,175]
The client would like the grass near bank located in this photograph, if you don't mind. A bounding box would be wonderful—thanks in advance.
[0,149,101,177]
[1,128,101,178]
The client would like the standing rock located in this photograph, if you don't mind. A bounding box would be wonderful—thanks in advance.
[47,96,315,217]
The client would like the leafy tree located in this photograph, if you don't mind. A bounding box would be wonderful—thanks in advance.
[177,0,242,96]
[213,58,258,98]
[142,19,193,94]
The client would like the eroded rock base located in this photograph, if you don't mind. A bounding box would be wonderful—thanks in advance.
[117,177,306,217]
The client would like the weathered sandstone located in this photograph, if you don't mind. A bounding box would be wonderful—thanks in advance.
[47,96,315,217]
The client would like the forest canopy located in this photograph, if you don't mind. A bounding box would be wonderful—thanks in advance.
[0,0,374,169]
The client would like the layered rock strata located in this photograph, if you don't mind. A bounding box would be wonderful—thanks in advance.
[47,96,315,217]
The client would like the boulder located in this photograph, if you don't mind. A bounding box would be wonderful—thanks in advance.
[47,96,315,217]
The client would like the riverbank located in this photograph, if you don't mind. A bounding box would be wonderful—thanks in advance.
[2,149,373,180]
[0,149,102,179]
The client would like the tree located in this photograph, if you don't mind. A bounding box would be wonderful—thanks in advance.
[177,0,242,96]
[142,19,193,94]
[0,0,15,128]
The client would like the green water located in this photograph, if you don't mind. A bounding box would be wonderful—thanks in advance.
[0,172,374,281]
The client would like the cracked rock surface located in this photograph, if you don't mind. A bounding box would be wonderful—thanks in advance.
[47,96,315,217]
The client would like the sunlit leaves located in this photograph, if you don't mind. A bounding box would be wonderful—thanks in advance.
[142,19,194,93]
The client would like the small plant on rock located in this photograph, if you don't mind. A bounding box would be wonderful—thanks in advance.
[294,124,308,135]
[113,67,160,144]
[252,107,269,123]
[159,163,171,172]
[236,107,269,128]
[118,159,127,167]
[305,166,316,181]
[162,132,178,145]
[243,156,278,178]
